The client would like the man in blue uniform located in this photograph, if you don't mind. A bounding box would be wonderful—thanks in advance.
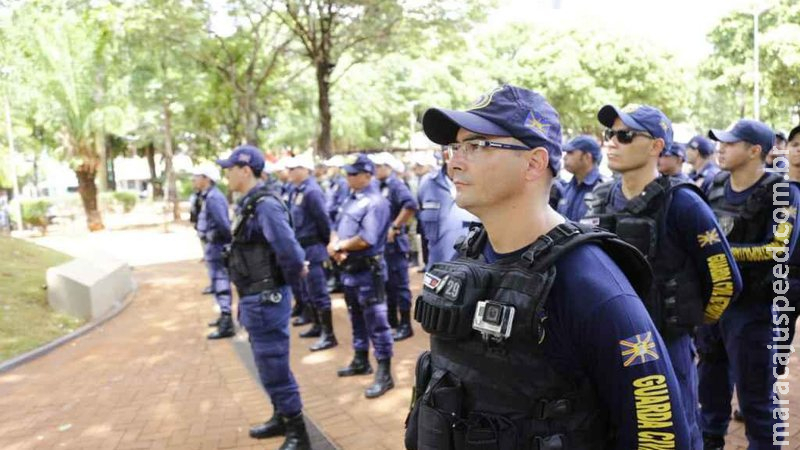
[583,104,742,449]
[416,160,479,271]
[216,146,311,450]
[658,142,691,182]
[687,135,720,194]
[323,157,349,294]
[189,176,212,295]
[372,153,419,340]
[328,154,395,399]
[557,135,605,220]
[406,85,691,449]
[193,165,235,339]
[698,119,800,449]
[285,156,337,351]
[780,124,800,376]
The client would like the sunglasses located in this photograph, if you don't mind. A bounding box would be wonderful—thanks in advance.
[443,140,530,160]
[603,128,654,144]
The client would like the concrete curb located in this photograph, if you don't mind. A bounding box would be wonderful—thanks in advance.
[0,282,138,374]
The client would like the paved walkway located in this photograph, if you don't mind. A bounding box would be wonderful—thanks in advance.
[0,251,798,448]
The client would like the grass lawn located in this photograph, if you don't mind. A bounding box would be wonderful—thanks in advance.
[0,235,84,362]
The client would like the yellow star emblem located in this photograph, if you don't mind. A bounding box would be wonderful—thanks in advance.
[619,332,660,367]
[525,111,550,134]
[787,206,797,220]
[697,229,721,248]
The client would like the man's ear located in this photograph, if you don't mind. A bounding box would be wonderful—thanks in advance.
[524,147,550,181]
[651,138,666,157]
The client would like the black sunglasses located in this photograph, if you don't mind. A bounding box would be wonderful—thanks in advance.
[603,128,654,144]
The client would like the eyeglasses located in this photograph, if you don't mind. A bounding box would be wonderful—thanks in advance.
[603,128,654,144]
[444,140,530,160]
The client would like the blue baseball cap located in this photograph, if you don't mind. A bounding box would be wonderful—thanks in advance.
[687,135,715,157]
[564,135,601,163]
[708,119,774,154]
[343,153,375,175]
[421,84,563,174]
[216,145,265,173]
[598,104,673,152]
[661,142,686,160]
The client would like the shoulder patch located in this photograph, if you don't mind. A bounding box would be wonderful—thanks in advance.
[619,332,660,367]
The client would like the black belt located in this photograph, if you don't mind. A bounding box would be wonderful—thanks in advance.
[235,278,278,297]
[297,236,322,248]
[340,255,382,274]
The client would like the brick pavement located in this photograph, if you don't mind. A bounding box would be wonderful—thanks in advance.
[0,260,797,449]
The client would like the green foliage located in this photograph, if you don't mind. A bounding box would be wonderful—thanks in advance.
[112,191,137,212]
[20,199,50,229]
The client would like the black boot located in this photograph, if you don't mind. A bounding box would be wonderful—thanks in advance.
[387,302,398,329]
[702,433,725,450]
[299,307,321,338]
[337,350,373,377]
[290,301,302,317]
[310,309,338,351]
[207,314,222,327]
[365,358,394,399]
[292,304,313,327]
[393,309,414,341]
[207,313,235,339]
[249,411,286,439]
[279,413,311,450]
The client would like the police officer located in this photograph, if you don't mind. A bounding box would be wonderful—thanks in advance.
[780,124,800,376]
[323,157,349,293]
[657,142,691,181]
[193,165,235,339]
[767,131,788,168]
[216,146,311,450]
[328,154,395,399]
[687,135,720,194]
[372,153,419,340]
[557,135,606,220]
[698,119,800,449]
[405,85,691,449]
[416,158,479,271]
[285,155,338,351]
[189,175,213,295]
[584,104,742,448]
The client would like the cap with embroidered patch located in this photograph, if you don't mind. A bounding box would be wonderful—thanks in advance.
[343,153,375,175]
[216,145,265,173]
[421,84,563,174]
[660,142,686,161]
[564,135,602,163]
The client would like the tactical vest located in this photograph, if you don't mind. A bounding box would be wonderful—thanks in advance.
[582,176,705,337]
[406,222,652,450]
[707,171,785,301]
[227,186,287,297]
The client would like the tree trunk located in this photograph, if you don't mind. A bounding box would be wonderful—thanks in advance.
[162,101,180,220]
[315,61,333,159]
[96,128,108,191]
[242,88,260,146]
[74,162,105,231]
[146,143,163,199]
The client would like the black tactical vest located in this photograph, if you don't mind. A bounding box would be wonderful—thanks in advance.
[227,185,287,297]
[707,171,786,302]
[582,176,706,337]
[407,222,652,450]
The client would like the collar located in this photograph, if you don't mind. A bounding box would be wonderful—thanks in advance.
[571,167,600,187]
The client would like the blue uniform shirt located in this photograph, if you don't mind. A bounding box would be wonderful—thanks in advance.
[557,167,603,221]
[722,174,800,271]
[288,177,331,263]
[336,182,391,285]
[236,183,306,282]
[689,162,721,195]
[197,185,232,260]
[608,180,742,322]
[417,167,479,270]
[326,175,349,222]
[484,241,692,449]
[379,174,418,254]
